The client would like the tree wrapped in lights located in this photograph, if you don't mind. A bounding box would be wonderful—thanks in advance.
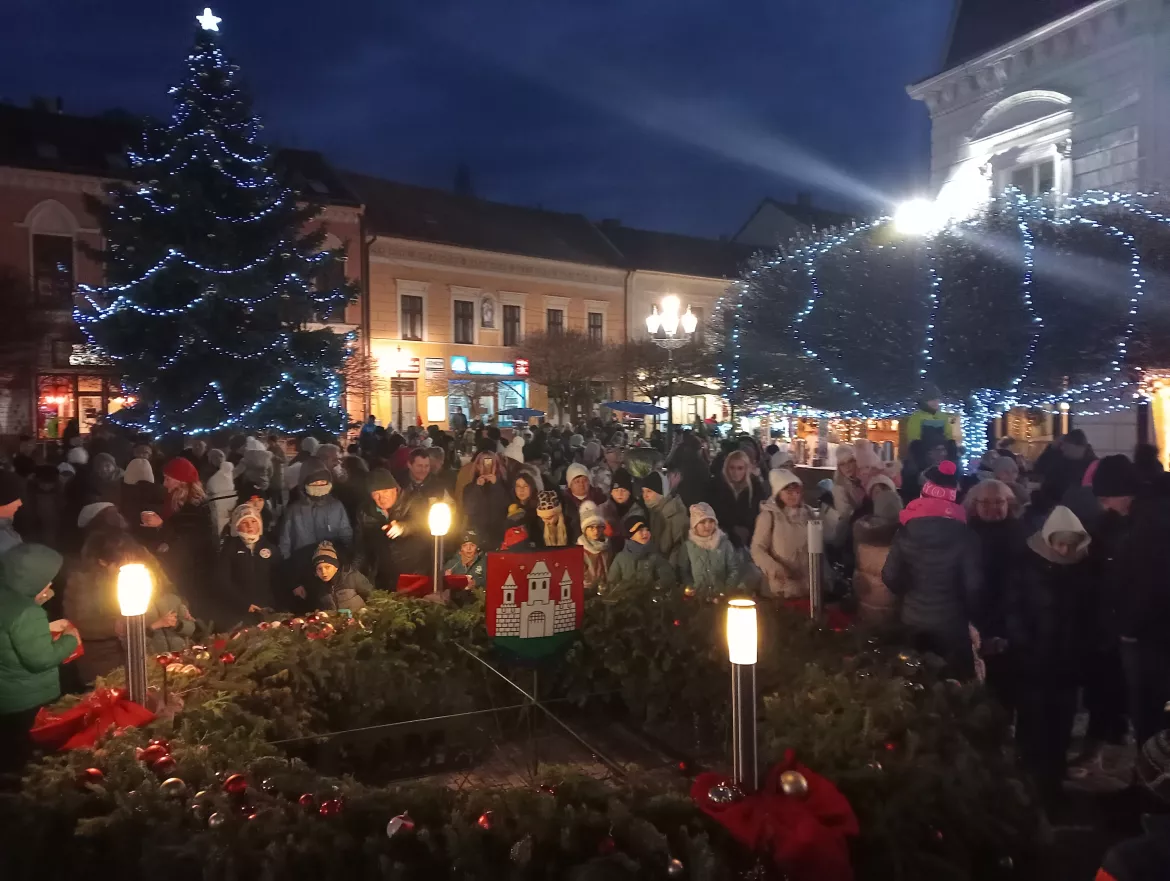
[78,17,356,435]
[720,191,1170,447]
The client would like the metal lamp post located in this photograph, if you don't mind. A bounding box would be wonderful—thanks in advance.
[645,295,699,438]
[725,598,758,793]
[428,501,452,596]
[117,562,153,706]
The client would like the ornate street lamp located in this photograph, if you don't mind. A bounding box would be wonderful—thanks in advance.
[645,295,700,437]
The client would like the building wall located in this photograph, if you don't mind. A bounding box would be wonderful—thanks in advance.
[0,164,365,439]
[910,0,1162,199]
[366,236,627,428]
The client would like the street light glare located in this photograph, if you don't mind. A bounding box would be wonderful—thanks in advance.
[894,198,940,236]
[680,306,698,335]
[645,306,661,335]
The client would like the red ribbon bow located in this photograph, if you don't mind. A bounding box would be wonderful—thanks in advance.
[30,687,155,751]
[692,750,859,881]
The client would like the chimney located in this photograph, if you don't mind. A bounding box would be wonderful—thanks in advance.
[30,96,64,114]
[796,191,812,208]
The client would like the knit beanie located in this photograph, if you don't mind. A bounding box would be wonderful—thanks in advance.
[460,528,481,548]
[642,471,668,497]
[611,467,634,493]
[569,434,585,450]
[368,468,399,492]
[536,490,562,512]
[0,471,25,507]
[67,446,89,466]
[163,457,199,485]
[124,458,155,485]
[57,462,75,477]
[1092,454,1139,498]
[689,501,718,529]
[565,463,590,487]
[301,436,321,455]
[921,460,959,502]
[866,474,897,495]
[1137,730,1170,803]
[578,501,606,531]
[78,501,115,529]
[834,445,856,466]
[230,504,263,537]
[768,468,802,498]
[623,512,649,537]
[312,541,339,568]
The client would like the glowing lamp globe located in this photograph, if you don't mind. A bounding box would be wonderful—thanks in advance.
[646,307,661,335]
[117,563,153,617]
[680,306,698,336]
[726,599,757,666]
[428,501,452,537]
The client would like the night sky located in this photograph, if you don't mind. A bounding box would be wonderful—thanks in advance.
[1,0,954,238]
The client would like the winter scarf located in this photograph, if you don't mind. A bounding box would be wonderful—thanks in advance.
[623,537,654,559]
[578,532,609,555]
[688,502,725,551]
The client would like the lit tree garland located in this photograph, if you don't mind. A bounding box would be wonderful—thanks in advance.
[78,11,356,436]
[717,190,1170,456]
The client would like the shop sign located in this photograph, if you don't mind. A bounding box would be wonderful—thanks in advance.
[514,358,530,377]
[450,357,515,376]
[424,357,445,378]
[396,356,421,375]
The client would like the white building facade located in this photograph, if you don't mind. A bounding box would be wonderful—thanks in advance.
[907,0,1170,456]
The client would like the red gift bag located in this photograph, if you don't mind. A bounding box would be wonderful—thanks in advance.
[49,619,84,664]
[31,687,155,751]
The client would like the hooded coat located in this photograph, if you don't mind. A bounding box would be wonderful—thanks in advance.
[233,437,273,495]
[0,544,75,714]
[462,453,511,548]
[608,540,677,592]
[278,461,353,563]
[1005,506,1094,683]
[680,532,742,594]
[751,498,813,598]
[644,491,688,564]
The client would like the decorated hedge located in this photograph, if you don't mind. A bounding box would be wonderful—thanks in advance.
[0,590,1036,881]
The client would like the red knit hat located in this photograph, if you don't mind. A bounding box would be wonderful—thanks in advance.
[163,457,199,485]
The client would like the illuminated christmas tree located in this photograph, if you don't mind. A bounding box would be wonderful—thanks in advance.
[78,9,355,435]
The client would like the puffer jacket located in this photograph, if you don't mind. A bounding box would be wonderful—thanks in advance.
[647,495,688,563]
[278,461,353,562]
[444,550,487,589]
[751,500,813,598]
[881,516,982,644]
[608,544,677,591]
[0,544,76,714]
[679,534,743,594]
[308,565,372,612]
[709,473,769,548]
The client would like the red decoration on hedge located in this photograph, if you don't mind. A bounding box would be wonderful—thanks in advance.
[395,574,472,597]
[691,750,859,881]
[30,687,155,751]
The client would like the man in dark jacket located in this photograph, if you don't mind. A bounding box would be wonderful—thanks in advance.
[218,504,280,615]
[1037,429,1095,514]
[882,461,982,678]
[355,469,433,591]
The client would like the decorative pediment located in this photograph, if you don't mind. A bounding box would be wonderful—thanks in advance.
[973,90,1074,139]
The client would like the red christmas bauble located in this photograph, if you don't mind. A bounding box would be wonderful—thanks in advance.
[155,653,174,667]
[151,756,177,777]
[148,738,172,752]
[318,798,343,817]
[672,619,681,627]
[884,741,897,752]
[598,835,615,855]
[79,767,105,785]
[477,810,493,830]
[257,622,271,631]
[222,773,248,794]
[218,652,236,665]
[139,744,169,765]
[297,793,316,810]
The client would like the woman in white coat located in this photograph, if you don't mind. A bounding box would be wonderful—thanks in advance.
[205,448,238,543]
[751,469,814,598]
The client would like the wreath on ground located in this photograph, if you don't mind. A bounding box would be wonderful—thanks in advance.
[1,589,1035,881]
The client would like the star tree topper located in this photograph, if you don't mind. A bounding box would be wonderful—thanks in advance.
[197,7,222,31]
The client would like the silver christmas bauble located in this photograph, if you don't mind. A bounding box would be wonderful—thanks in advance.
[779,770,809,798]
[707,782,742,805]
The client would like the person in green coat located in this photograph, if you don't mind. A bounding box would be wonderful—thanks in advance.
[679,502,744,596]
[444,529,487,589]
[641,472,688,564]
[608,512,677,593]
[0,544,78,775]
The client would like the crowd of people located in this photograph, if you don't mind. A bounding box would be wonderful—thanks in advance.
[0,410,1169,845]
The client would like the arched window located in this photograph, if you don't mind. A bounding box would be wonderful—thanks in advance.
[25,200,79,308]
